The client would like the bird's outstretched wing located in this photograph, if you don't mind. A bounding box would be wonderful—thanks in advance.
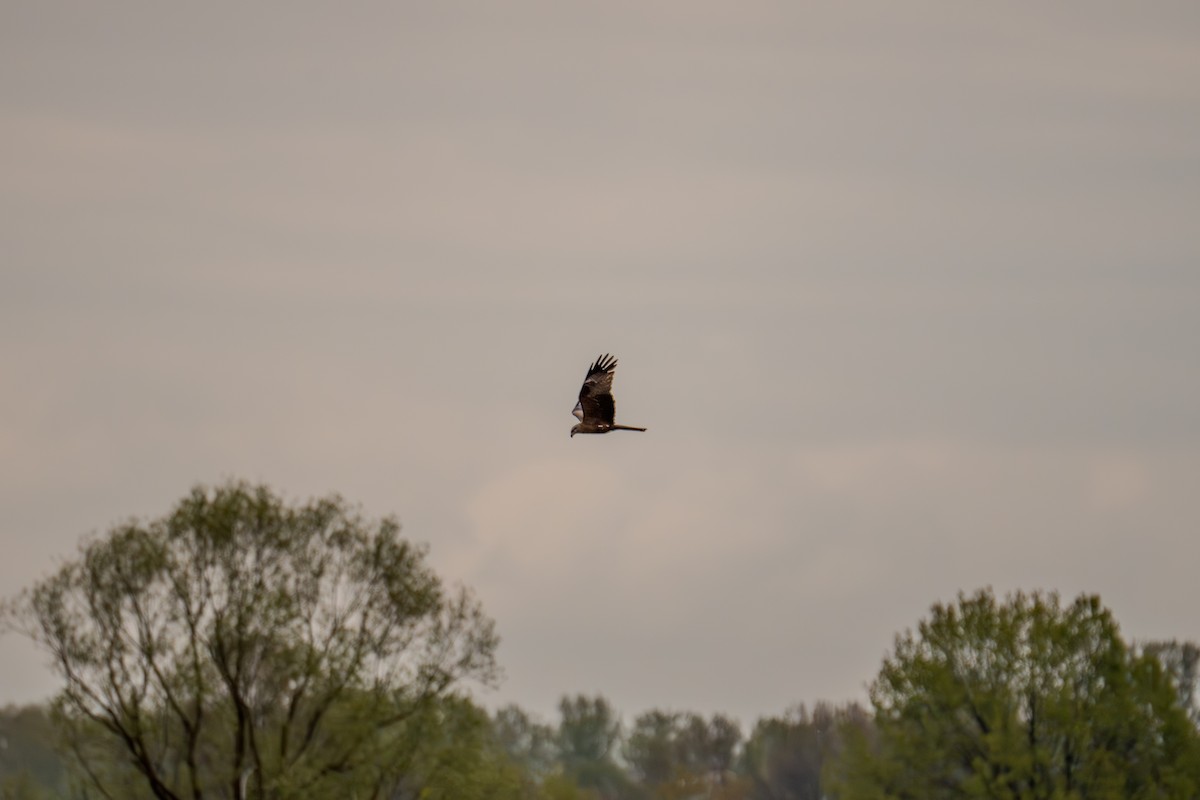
[574,354,618,425]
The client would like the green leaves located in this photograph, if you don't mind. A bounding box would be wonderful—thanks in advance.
[838,588,1200,800]
[9,484,1200,800]
[8,481,500,800]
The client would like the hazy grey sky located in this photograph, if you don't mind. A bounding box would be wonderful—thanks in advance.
[3,3,1200,725]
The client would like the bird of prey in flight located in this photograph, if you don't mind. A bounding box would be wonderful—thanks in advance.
[571,354,647,438]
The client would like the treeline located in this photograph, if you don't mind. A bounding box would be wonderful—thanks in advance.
[493,695,871,799]
[4,483,1200,799]
[6,639,1200,799]
[1,695,865,800]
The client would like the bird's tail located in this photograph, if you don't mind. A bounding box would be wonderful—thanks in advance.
[611,425,647,432]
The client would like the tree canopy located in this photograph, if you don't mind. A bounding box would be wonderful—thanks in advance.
[5,484,1200,799]
[5,481,499,800]
[832,588,1200,799]
[555,695,634,799]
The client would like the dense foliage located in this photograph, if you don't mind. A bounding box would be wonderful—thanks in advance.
[4,482,498,800]
[831,589,1200,799]
[4,485,1199,799]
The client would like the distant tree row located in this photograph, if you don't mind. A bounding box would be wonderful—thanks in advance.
[487,694,872,799]
[3,482,1200,799]
[0,693,871,800]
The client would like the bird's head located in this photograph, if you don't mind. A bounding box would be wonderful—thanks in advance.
[570,424,580,438]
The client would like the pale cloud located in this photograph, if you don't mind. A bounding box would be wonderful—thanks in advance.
[461,457,627,582]
[447,437,1199,719]
[3,1,1199,722]
[1085,456,1151,513]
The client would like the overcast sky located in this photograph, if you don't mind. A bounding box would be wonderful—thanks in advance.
[3,3,1199,726]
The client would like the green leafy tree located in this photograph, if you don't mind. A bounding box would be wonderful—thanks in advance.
[0,705,67,798]
[400,696,527,800]
[0,771,51,800]
[831,588,1200,800]
[739,703,869,800]
[555,696,633,800]
[539,773,602,800]
[676,712,742,784]
[1144,640,1200,725]
[624,710,680,789]
[493,704,558,779]
[624,710,744,797]
[4,482,499,800]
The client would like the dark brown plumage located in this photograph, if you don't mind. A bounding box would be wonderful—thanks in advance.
[570,354,647,437]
